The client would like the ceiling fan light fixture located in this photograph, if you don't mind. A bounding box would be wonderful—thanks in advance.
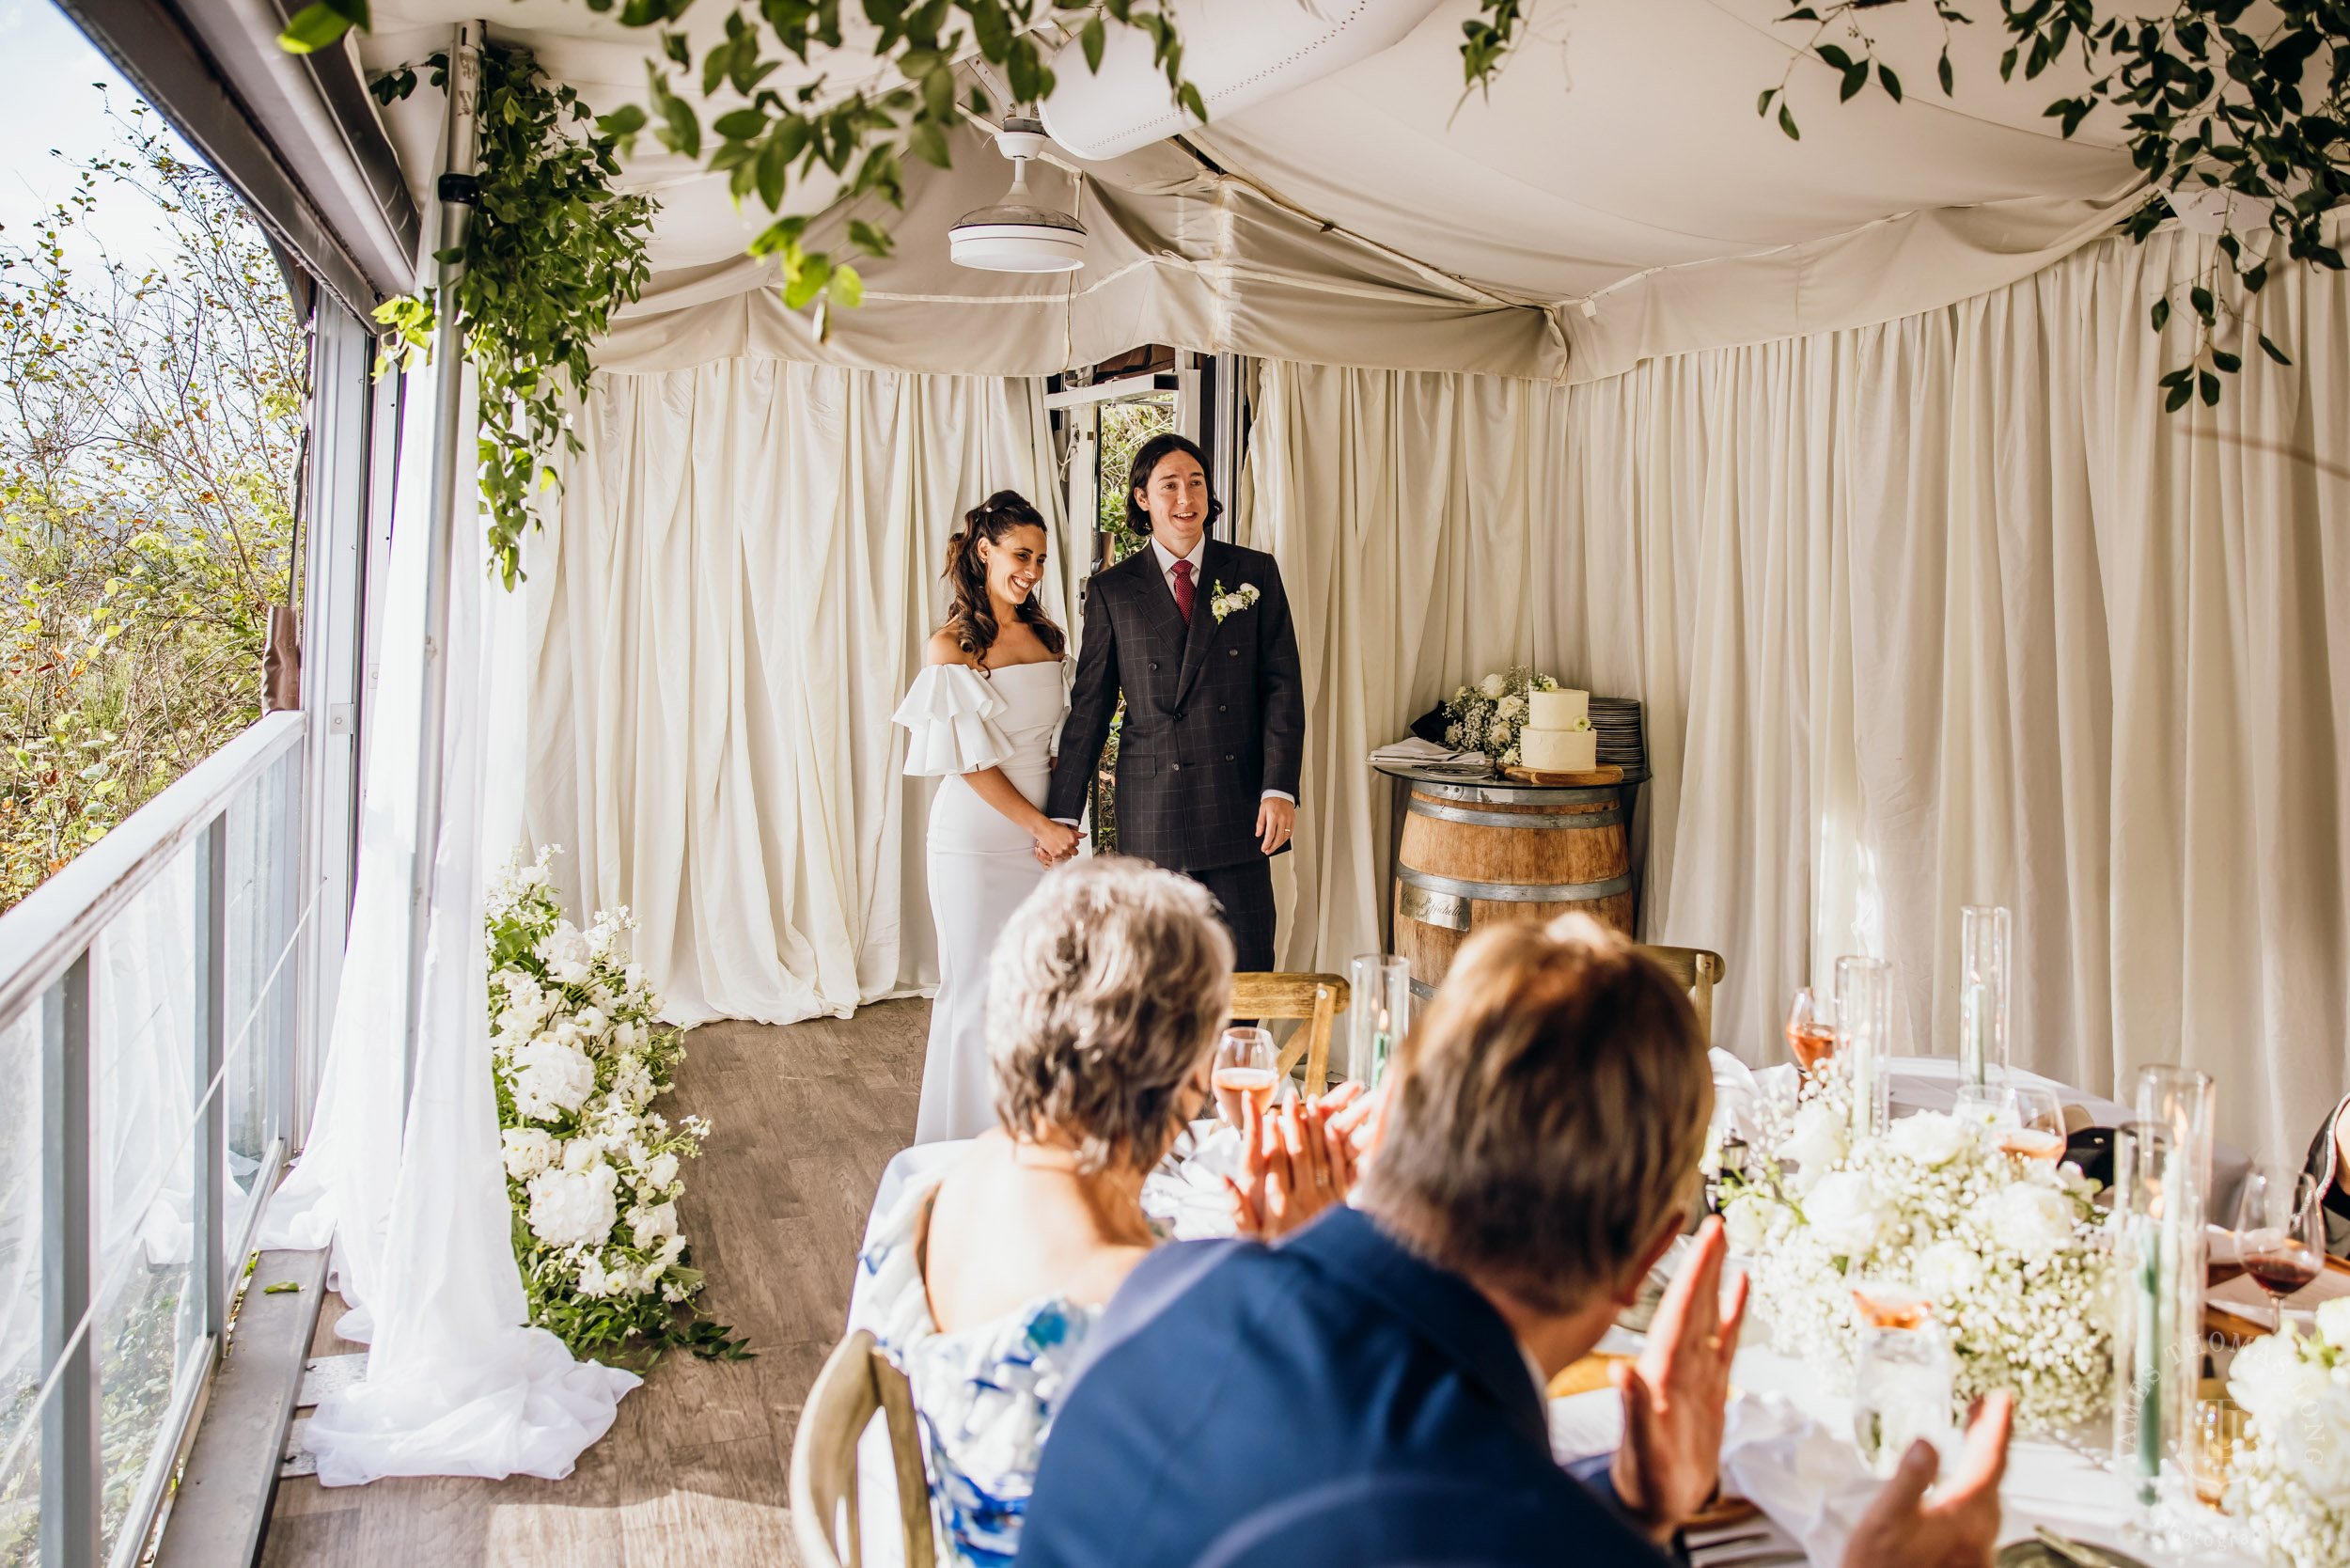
[950,117,1088,273]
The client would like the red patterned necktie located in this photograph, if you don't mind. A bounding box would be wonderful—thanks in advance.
[1171,557,1196,624]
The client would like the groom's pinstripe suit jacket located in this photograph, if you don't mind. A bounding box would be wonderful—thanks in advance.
[1044,538,1305,873]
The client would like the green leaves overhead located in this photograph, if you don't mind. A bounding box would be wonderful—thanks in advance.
[276,0,369,55]
[2004,0,2347,409]
[580,1,1200,340]
[372,45,655,588]
[1461,0,2349,413]
[297,2,1199,352]
[1459,0,1527,91]
[302,4,1198,350]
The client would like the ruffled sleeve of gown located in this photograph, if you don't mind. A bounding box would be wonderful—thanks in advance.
[893,663,1015,777]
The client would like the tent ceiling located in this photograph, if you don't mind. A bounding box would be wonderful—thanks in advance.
[1189,0,2138,306]
[346,0,2151,380]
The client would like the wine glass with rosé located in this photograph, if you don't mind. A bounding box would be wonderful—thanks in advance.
[2234,1168,2326,1330]
[1786,987,1837,1075]
[1212,1027,1280,1127]
[1848,1279,1955,1478]
[1996,1085,2069,1162]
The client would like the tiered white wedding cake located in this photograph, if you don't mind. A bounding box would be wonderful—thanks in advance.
[1521,689,1597,773]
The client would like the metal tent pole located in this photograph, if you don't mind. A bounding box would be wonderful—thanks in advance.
[401,21,481,1122]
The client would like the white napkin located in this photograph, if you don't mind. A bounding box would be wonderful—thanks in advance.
[1711,1046,1801,1111]
[1368,736,1489,770]
[1717,1392,1880,1568]
[1710,1048,1757,1099]
[1552,1387,1860,1567]
[1140,1121,1247,1240]
[1548,1388,1624,1464]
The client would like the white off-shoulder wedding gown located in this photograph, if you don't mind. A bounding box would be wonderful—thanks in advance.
[892,659,1070,1143]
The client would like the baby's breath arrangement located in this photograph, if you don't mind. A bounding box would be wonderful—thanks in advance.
[1716,1061,2115,1435]
[488,847,748,1366]
[1441,666,1561,769]
[2228,1303,2350,1568]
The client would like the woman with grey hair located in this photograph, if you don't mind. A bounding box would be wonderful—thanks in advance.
[850,857,1360,1567]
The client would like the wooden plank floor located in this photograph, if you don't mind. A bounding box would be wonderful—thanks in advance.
[258,1000,930,1567]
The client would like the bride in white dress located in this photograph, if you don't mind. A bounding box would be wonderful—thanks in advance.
[893,492,1081,1143]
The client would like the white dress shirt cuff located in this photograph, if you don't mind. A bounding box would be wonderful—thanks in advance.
[1261,791,1295,805]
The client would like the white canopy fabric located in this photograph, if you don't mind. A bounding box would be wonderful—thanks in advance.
[516,363,1067,1027]
[352,0,2150,382]
[263,366,640,1484]
[1243,222,2350,1168]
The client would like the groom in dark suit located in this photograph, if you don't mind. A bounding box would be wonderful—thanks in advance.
[1045,432,1305,970]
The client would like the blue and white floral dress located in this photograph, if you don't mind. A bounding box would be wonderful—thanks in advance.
[850,1172,1103,1568]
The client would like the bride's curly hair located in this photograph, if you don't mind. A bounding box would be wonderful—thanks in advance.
[943,490,1065,672]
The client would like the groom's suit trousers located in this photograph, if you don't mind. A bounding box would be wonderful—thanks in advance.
[1185,859,1276,973]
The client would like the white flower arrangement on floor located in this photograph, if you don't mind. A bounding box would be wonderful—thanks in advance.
[2227,1301,2350,1568]
[488,847,747,1365]
[1715,1062,2114,1435]
[1441,666,1559,769]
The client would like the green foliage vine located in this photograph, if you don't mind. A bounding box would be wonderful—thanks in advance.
[594,1,1198,334]
[1464,2,2350,410]
[287,4,1198,583]
[371,44,655,588]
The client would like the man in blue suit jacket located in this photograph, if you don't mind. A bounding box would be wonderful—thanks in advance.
[1015,917,2013,1568]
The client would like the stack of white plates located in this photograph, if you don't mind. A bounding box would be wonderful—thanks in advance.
[1588,698,1645,772]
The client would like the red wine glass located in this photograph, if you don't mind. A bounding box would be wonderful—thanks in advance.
[2234,1168,2325,1329]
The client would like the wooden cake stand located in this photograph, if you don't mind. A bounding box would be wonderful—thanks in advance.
[1500,762,1624,788]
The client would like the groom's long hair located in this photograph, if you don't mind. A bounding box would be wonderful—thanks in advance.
[1124,431,1221,536]
[943,489,1066,673]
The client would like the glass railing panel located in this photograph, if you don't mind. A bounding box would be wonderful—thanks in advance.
[220,752,293,1258]
[0,713,306,1567]
[87,846,198,1562]
[0,999,43,1566]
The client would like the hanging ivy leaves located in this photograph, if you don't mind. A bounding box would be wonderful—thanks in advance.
[372,45,655,588]
[295,11,1200,584]
[287,4,1199,345]
[1462,1,2350,411]
[593,2,1200,343]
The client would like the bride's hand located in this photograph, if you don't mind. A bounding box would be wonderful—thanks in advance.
[1032,818,1081,863]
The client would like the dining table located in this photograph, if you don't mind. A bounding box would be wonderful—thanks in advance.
[853,1055,2287,1568]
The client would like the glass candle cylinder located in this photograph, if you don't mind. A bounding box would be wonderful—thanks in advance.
[1834,955,1892,1136]
[2110,1121,2174,1515]
[1957,905,2011,1088]
[1347,955,1411,1090]
[2136,1065,2217,1519]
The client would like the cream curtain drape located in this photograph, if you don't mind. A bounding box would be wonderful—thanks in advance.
[1243,225,2350,1166]
[523,361,1068,1027]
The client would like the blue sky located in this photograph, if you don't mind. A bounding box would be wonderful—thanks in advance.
[0,0,189,268]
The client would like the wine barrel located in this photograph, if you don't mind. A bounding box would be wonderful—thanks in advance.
[1391,778,1635,997]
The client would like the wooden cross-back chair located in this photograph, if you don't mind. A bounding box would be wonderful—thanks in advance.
[1633,945,1727,1045]
[1230,972,1352,1096]
[789,1328,936,1568]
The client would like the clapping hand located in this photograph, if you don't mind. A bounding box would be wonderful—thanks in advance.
[1841,1391,2013,1568]
[1224,1087,1363,1239]
[1609,1216,1749,1540]
[1317,1080,1381,1189]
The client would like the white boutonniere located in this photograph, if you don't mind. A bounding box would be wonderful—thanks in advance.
[1209,580,1260,623]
